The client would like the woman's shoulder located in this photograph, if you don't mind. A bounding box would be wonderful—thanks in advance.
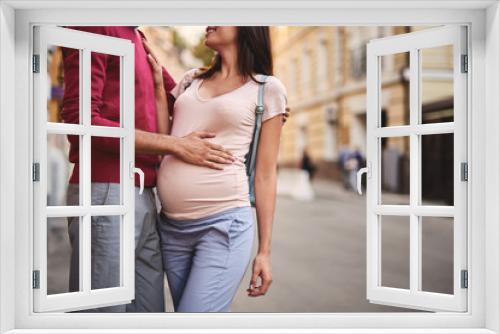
[261,75,287,97]
[181,68,203,82]
[171,68,203,98]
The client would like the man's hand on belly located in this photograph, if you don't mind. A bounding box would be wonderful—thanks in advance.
[173,131,235,170]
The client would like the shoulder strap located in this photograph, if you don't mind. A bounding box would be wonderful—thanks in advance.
[246,75,269,176]
[257,75,268,109]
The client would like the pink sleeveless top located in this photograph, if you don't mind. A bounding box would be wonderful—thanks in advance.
[157,69,287,220]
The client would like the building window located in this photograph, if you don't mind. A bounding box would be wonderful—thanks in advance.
[317,39,329,92]
[350,43,367,80]
[288,57,297,95]
[333,27,344,86]
[301,49,311,94]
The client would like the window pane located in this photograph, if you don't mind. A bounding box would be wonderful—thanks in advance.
[47,134,80,206]
[421,133,454,206]
[420,45,454,124]
[380,215,410,289]
[380,136,410,205]
[91,52,121,127]
[421,217,454,294]
[49,45,80,125]
[91,137,122,205]
[47,216,79,294]
[91,215,122,290]
[380,52,410,127]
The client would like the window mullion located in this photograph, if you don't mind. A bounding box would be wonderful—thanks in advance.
[46,123,127,137]
[409,48,420,293]
[81,48,92,293]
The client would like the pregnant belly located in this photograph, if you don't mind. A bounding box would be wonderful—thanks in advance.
[157,156,249,220]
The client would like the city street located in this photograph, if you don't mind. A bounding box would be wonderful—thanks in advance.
[229,179,422,313]
[228,175,454,313]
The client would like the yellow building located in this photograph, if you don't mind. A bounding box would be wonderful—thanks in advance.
[271,26,454,191]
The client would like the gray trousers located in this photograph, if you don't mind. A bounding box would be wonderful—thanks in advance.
[67,183,164,312]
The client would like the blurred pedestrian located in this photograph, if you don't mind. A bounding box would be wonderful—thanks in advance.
[301,149,317,181]
[338,146,352,190]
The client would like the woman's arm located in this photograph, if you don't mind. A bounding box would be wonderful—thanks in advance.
[144,40,171,135]
[247,114,283,297]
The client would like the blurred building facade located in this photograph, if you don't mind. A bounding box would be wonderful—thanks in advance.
[271,26,454,203]
[139,26,196,80]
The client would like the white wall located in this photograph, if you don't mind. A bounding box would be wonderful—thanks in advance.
[485,2,500,332]
[0,2,16,333]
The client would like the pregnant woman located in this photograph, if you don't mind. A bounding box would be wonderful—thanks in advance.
[146,26,287,312]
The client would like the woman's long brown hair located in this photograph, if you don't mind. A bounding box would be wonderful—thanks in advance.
[195,26,273,84]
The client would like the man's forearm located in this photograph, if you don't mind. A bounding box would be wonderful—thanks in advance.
[135,129,179,155]
[135,129,234,169]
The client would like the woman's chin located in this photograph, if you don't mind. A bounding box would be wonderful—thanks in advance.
[204,38,221,50]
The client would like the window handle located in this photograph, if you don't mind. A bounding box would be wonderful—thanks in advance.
[356,164,370,195]
[134,167,144,195]
[130,162,145,195]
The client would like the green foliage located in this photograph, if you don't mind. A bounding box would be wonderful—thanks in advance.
[172,29,187,51]
[191,35,215,67]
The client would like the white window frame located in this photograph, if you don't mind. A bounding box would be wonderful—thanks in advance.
[365,25,467,312]
[0,1,498,333]
[32,26,136,312]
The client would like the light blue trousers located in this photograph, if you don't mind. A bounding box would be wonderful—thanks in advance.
[157,206,255,312]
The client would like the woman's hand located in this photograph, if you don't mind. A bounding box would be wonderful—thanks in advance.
[143,39,164,88]
[283,106,291,124]
[143,38,170,135]
[247,253,273,297]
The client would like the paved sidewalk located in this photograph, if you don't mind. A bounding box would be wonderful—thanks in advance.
[228,178,451,312]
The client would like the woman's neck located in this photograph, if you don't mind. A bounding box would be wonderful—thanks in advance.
[217,44,244,81]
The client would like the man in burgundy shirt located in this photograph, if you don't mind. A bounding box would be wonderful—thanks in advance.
[61,26,234,313]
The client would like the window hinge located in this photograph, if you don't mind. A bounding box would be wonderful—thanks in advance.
[461,162,468,182]
[461,54,468,73]
[32,54,40,73]
[32,270,40,289]
[32,163,40,182]
[461,269,468,289]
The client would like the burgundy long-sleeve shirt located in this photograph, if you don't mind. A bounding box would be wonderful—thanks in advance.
[61,26,176,187]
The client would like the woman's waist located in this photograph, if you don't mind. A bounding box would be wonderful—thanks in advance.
[158,157,248,195]
[159,155,247,178]
[158,205,253,226]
